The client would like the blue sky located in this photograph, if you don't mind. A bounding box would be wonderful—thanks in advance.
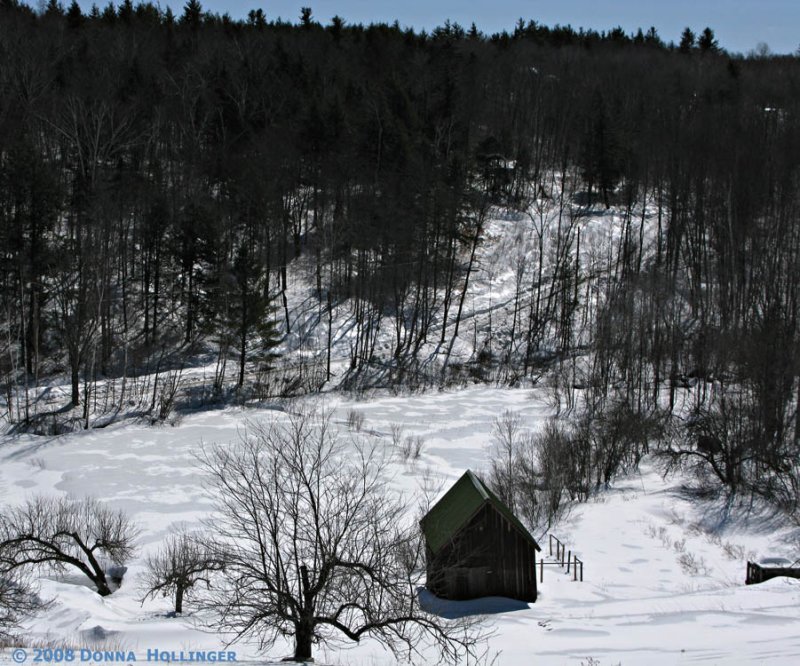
[75,1,798,55]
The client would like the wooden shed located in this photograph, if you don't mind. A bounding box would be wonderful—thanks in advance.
[420,470,541,603]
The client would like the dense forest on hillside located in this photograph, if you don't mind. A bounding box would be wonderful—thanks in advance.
[2,2,800,506]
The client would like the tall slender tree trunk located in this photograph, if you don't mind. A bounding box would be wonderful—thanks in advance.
[71,356,80,407]
[446,216,483,358]
[326,288,333,382]
[238,295,248,390]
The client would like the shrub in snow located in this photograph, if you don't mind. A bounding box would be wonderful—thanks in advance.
[677,551,711,577]
[0,569,45,644]
[403,435,425,460]
[346,408,365,432]
[389,422,405,449]
[486,412,576,532]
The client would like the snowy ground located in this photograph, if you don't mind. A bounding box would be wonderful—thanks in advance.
[2,386,800,665]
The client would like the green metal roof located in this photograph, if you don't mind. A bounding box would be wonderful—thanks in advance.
[420,470,541,555]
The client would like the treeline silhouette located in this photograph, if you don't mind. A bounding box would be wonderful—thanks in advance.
[2,1,800,504]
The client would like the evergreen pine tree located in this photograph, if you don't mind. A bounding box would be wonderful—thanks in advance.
[698,27,719,53]
[117,0,133,24]
[100,2,115,23]
[44,0,63,17]
[300,6,313,29]
[247,8,266,30]
[181,0,202,29]
[679,27,695,53]
[66,0,82,28]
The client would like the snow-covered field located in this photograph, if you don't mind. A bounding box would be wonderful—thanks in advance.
[2,386,800,665]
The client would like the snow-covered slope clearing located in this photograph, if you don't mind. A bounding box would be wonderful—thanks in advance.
[3,190,660,430]
[2,387,799,665]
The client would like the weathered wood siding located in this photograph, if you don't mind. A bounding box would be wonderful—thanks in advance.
[427,503,538,602]
[746,561,800,585]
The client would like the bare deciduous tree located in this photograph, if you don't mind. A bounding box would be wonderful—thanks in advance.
[487,412,574,533]
[198,407,484,663]
[140,531,224,615]
[0,568,45,644]
[0,496,137,597]
[487,410,527,511]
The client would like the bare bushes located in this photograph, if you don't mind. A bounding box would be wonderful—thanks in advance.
[400,435,425,461]
[487,403,665,532]
[574,398,664,491]
[644,525,710,576]
[252,358,327,401]
[676,551,711,576]
[387,423,425,461]
[0,569,44,645]
[661,388,755,494]
[346,408,365,431]
[402,435,425,460]
[153,369,183,423]
[486,411,576,532]
[660,384,800,515]
[390,422,405,449]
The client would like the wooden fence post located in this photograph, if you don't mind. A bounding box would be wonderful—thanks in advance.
[540,559,544,583]
[567,550,571,574]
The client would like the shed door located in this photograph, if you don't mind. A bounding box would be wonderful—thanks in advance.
[456,571,468,599]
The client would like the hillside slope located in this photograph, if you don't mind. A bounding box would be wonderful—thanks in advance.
[2,387,799,664]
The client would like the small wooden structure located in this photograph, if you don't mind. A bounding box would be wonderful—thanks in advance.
[420,470,541,602]
[746,561,800,585]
